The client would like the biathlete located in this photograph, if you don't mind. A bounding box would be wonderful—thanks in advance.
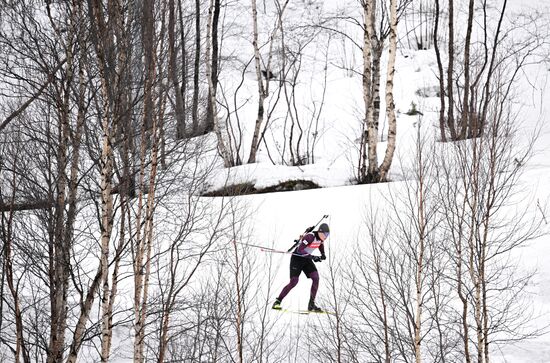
[272,223,330,312]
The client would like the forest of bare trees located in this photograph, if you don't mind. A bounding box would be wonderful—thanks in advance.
[1,0,549,362]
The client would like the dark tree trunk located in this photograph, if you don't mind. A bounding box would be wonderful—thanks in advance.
[447,0,457,140]
[170,0,186,139]
[434,0,446,142]
[192,0,200,134]
[459,0,475,139]
[178,0,188,138]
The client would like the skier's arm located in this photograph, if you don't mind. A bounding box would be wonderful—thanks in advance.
[319,244,326,260]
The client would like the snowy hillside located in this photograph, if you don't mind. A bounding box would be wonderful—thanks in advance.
[1,0,550,362]
[195,0,550,362]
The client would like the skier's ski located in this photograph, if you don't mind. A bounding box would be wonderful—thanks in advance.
[274,308,335,315]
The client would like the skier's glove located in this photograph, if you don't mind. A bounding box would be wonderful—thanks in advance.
[312,255,322,262]
[320,253,326,261]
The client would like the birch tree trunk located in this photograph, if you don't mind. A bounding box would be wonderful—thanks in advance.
[467,136,484,363]
[97,52,116,363]
[192,0,201,134]
[365,0,378,182]
[248,0,290,165]
[433,0,447,142]
[45,3,83,360]
[134,124,159,363]
[480,0,508,138]
[457,216,471,363]
[414,132,426,363]
[247,0,266,164]
[359,0,399,183]
[372,236,391,363]
[100,105,130,362]
[359,0,374,182]
[205,0,233,167]
[169,0,186,139]
[4,155,29,363]
[447,0,457,139]
[100,204,128,362]
[232,240,244,363]
[66,0,117,359]
[379,0,398,182]
[205,0,221,133]
[61,19,85,363]
[133,1,158,361]
[459,0,476,139]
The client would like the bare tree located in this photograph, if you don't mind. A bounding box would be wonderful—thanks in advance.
[192,0,202,134]
[435,0,547,141]
[205,0,233,167]
[436,80,546,361]
[445,0,457,139]
[247,0,290,164]
[280,28,328,167]
[358,0,411,183]
[378,0,398,181]
[433,0,446,141]
[387,121,442,363]
[169,0,187,139]
[457,0,475,140]
[155,193,232,363]
[205,0,222,133]
[1,133,30,363]
[310,251,357,363]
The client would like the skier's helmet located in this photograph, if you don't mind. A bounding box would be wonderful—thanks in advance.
[318,223,330,234]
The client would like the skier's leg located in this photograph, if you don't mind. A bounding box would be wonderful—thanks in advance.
[277,255,303,301]
[306,271,319,301]
[277,276,299,300]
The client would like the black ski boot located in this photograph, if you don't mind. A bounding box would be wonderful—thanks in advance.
[308,298,322,312]
[272,298,282,310]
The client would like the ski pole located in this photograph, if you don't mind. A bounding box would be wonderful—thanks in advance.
[233,241,293,252]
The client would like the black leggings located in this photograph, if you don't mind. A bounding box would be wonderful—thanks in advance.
[277,255,319,301]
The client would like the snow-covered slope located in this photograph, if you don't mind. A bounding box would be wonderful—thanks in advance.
[197,0,550,361]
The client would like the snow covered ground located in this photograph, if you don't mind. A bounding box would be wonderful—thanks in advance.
[1,0,549,361]
[5,0,543,361]
[190,0,550,361]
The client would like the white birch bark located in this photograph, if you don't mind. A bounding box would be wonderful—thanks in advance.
[365,0,379,180]
[45,3,83,361]
[133,2,158,361]
[415,142,425,363]
[232,240,244,363]
[379,0,398,182]
[360,0,374,181]
[66,1,115,360]
[100,0,127,357]
[247,0,266,164]
[247,0,289,164]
